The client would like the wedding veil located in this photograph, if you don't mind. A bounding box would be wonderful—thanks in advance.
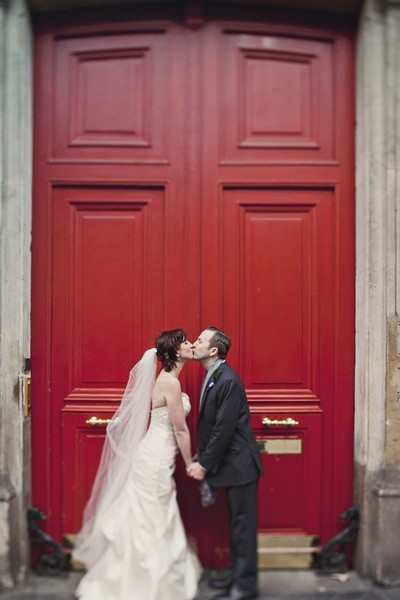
[72,348,157,568]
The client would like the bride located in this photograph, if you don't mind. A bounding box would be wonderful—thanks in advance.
[73,329,201,600]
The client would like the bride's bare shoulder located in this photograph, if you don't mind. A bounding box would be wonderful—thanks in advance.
[158,372,181,390]
[152,373,182,408]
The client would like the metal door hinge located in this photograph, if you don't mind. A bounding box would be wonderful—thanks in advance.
[20,373,31,417]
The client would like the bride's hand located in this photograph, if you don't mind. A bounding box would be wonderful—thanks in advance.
[186,461,206,481]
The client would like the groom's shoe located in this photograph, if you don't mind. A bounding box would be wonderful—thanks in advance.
[208,572,232,590]
[213,586,258,600]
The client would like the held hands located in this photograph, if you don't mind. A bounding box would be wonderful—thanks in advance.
[186,461,206,481]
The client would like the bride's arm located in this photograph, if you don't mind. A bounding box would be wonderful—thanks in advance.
[164,379,193,468]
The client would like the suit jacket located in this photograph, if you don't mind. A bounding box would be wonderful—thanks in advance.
[197,363,263,487]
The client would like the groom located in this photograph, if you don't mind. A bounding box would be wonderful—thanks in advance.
[187,327,263,600]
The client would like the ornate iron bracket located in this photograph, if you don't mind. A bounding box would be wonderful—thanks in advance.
[315,506,360,573]
[27,507,69,577]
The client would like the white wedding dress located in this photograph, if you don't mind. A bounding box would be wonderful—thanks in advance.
[75,394,201,600]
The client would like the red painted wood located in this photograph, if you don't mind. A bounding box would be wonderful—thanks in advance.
[253,412,322,534]
[62,411,114,533]
[52,31,170,163]
[32,6,354,566]
[200,20,355,549]
[219,30,335,163]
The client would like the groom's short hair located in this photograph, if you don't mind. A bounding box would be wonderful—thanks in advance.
[206,326,231,359]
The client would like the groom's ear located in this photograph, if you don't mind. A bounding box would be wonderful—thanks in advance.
[209,346,219,358]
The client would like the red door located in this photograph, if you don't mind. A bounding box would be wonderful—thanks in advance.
[32,5,354,568]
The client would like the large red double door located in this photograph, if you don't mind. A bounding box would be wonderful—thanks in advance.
[32,5,354,567]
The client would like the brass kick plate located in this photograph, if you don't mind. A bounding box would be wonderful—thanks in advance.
[258,438,302,455]
[258,535,320,569]
[63,534,85,571]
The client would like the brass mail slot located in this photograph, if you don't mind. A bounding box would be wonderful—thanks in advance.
[258,439,302,455]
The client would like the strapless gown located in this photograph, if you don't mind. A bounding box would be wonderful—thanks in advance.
[75,394,201,600]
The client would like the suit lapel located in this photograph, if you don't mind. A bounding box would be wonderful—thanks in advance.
[199,362,227,416]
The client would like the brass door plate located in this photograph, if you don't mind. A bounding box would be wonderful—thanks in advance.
[257,438,302,454]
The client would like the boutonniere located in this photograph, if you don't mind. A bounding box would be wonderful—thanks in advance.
[207,368,222,390]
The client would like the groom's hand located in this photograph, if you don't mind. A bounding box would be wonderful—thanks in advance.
[186,461,206,481]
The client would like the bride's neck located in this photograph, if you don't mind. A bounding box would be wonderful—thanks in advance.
[169,361,185,379]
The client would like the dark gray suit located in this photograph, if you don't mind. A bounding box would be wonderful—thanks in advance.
[197,363,263,595]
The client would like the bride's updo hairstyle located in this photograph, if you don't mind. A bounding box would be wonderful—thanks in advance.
[156,328,187,372]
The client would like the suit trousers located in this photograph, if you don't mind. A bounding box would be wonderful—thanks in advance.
[226,479,259,594]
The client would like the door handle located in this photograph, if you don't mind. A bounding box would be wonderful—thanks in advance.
[85,416,112,427]
[262,417,299,427]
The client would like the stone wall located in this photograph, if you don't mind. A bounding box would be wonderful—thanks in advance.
[355,0,400,585]
[0,0,32,589]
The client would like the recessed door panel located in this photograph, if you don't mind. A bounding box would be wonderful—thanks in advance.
[219,29,334,163]
[221,187,334,400]
[254,411,322,534]
[51,31,171,163]
[52,185,165,400]
[62,411,114,534]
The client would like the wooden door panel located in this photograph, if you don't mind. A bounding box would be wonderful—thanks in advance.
[52,30,170,163]
[254,412,322,534]
[52,185,165,394]
[219,28,334,164]
[62,411,114,533]
[221,187,334,401]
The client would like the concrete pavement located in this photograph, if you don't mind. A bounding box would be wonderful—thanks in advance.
[0,570,399,599]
